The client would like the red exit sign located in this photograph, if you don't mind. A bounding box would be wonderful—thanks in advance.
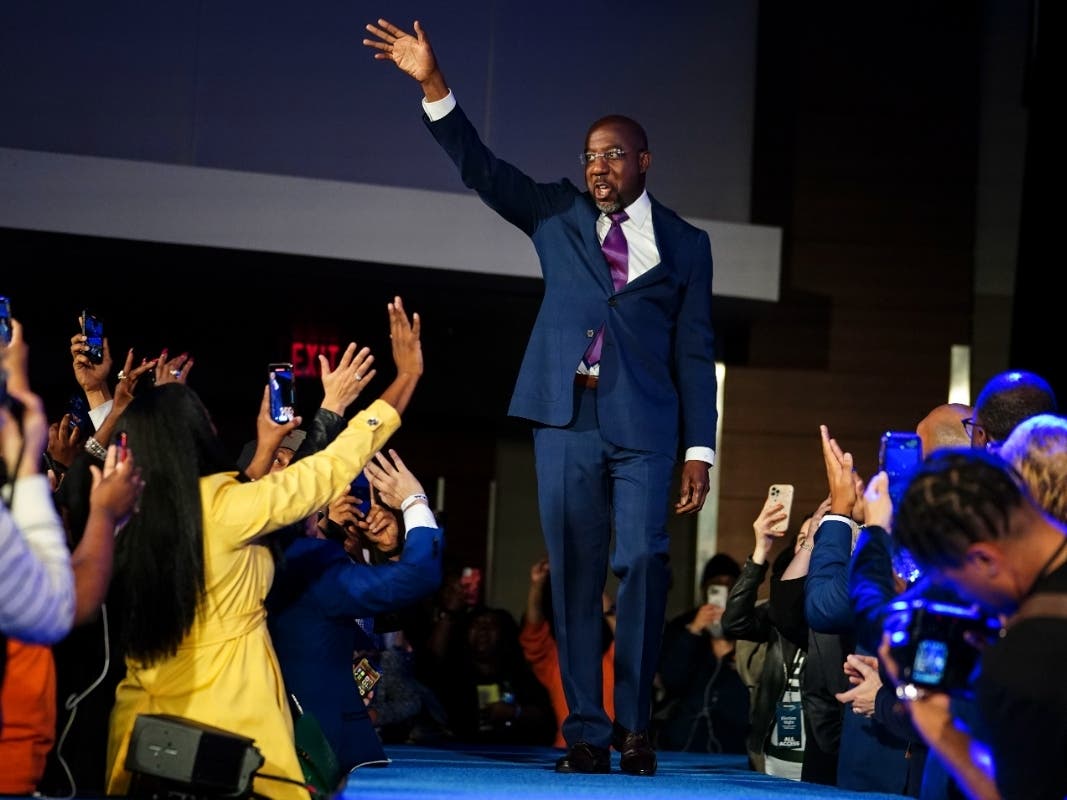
[291,341,343,378]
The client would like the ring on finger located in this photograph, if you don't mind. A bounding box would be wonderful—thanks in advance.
[170,368,182,377]
[354,373,363,381]
[117,370,128,381]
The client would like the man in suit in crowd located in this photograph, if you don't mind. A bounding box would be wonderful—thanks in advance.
[364,18,718,777]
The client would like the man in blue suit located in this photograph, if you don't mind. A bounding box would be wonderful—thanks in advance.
[365,18,718,777]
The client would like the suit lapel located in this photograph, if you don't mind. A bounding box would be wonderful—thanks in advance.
[617,199,671,294]
[580,195,616,293]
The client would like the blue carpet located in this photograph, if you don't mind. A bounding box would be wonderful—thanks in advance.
[340,744,907,799]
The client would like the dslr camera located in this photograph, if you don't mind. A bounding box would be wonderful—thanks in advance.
[883,595,1002,698]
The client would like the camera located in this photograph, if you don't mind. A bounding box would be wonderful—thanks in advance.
[883,596,1002,697]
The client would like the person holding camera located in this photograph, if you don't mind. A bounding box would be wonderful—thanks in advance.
[881,447,1067,800]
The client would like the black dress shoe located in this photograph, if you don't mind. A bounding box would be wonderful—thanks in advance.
[612,727,657,776]
[555,741,611,774]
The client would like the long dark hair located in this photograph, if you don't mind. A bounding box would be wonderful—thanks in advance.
[114,383,234,665]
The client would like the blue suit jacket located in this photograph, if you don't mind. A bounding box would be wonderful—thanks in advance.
[805,517,917,793]
[805,516,857,635]
[267,526,443,772]
[425,105,717,458]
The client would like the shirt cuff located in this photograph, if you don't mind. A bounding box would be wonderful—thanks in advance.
[403,503,437,534]
[820,514,853,527]
[684,446,715,466]
[422,90,456,121]
[88,399,113,430]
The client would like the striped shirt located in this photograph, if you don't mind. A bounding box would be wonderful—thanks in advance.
[0,474,74,643]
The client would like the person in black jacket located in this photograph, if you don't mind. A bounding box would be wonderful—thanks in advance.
[722,497,827,780]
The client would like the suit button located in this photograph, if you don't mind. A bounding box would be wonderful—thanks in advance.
[586,329,595,338]
[608,298,617,307]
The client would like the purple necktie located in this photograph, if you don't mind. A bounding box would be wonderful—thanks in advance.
[583,211,630,367]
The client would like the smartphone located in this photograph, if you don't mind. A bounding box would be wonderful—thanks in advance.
[880,431,923,506]
[352,656,381,697]
[0,296,10,408]
[0,295,12,346]
[767,483,795,533]
[81,311,104,365]
[268,362,295,424]
[67,392,91,433]
[350,479,372,515]
[706,584,729,608]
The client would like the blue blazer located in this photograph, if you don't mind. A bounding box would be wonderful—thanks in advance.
[805,516,857,635]
[267,526,443,772]
[425,105,718,458]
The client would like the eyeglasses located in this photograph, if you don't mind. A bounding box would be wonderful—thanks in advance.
[579,148,627,165]
[962,418,978,438]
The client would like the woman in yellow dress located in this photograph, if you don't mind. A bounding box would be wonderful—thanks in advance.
[105,298,422,800]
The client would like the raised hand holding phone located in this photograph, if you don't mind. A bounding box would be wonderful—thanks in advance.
[767,483,795,533]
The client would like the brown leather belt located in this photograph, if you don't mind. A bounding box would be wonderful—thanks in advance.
[574,373,599,389]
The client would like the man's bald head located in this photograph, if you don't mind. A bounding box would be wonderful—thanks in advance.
[917,403,972,456]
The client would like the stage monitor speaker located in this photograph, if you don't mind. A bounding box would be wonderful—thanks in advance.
[126,713,265,797]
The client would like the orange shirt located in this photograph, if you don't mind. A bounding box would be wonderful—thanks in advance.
[518,618,615,748]
[0,639,56,794]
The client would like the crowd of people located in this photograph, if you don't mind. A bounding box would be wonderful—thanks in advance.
[3,305,1067,800]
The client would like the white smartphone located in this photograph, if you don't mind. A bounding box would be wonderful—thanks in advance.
[767,483,795,533]
[706,584,729,608]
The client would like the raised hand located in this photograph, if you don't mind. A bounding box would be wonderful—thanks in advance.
[242,385,302,480]
[151,348,193,387]
[378,296,423,416]
[90,443,145,531]
[363,18,441,86]
[70,318,114,407]
[863,470,893,531]
[530,556,550,587]
[820,424,863,518]
[388,296,422,378]
[0,319,49,478]
[48,416,85,472]
[320,342,374,416]
[752,495,788,562]
[363,448,425,511]
[113,349,159,411]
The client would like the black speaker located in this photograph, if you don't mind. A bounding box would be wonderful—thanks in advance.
[126,714,265,798]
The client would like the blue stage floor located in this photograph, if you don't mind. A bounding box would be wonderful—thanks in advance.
[340,744,907,800]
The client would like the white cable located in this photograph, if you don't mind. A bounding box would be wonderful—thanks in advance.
[43,603,112,800]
